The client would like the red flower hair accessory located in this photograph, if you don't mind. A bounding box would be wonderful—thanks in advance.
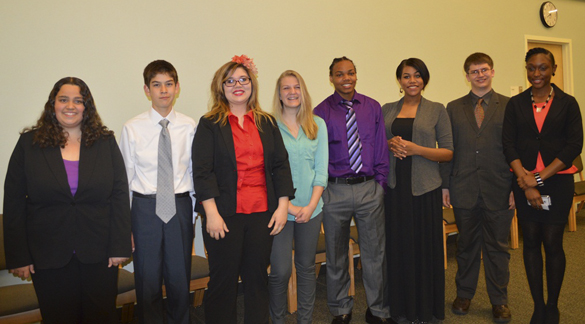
[231,54,258,77]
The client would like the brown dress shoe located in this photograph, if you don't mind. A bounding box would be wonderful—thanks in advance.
[331,313,352,324]
[492,304,511,323]
[452,297,471,315]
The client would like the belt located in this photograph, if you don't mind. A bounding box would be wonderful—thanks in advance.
[132,191,190,199]
[328,176,374,185]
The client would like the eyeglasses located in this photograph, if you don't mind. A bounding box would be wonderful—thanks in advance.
[224,77,251,87]
[468,68,492,76]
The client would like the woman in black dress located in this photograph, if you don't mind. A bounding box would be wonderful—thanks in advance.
[382,58,453,323]
[503,48,583,324]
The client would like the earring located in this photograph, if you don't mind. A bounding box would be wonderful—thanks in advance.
[400,88,404,94]
[553,73,556,76]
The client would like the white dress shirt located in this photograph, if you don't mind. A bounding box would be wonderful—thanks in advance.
[120,108,197,196]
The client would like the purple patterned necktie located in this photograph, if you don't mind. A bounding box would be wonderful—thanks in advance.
[344,100,363,173]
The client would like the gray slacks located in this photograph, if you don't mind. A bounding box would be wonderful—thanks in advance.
[454,195,514,305]
[269,213,323,324]
[322,179,390,318]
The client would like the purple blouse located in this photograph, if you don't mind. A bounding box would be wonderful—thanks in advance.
[63,159,79,196]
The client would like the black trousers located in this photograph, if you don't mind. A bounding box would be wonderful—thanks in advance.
[131,195,194,324]
[202,211,273,324]
[32,254,118,324]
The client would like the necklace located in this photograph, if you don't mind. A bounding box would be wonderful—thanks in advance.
[531,87,554,113]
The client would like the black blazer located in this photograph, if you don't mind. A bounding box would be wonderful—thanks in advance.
[503,84,583,170]
[192,114,294,218]
[3,131,131,270]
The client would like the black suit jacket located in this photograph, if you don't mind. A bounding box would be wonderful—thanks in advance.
[440,91,513,210]
[3,131,132,270]
[192,114,294,218]
[503,84,583,171]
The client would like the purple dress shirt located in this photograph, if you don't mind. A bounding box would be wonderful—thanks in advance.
[314,91,390,188]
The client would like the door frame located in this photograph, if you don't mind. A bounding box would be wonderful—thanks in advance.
[525,35,573,95]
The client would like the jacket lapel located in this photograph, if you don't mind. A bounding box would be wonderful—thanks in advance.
[42,146,72,197]
[462,96,480,133]
[540,85,564,136]
[520,89,540,134]
[77,140,99,198]
[480,94,500,132]
[219,121,237,168]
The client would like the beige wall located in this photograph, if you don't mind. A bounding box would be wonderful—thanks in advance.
[1,0,585,209]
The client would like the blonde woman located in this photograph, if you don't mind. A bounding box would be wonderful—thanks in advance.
[192,56,295,324]
[269,70,328,324]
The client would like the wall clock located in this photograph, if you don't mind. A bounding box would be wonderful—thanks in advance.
[540,1,558,28]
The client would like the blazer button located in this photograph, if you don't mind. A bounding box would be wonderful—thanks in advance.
[71,202,76,206]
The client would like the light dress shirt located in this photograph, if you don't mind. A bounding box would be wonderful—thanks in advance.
[120,108,197,197]
[277,116,329,221]
[313,91,389,188]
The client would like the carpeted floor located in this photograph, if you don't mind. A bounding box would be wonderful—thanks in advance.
[187,213,585,323]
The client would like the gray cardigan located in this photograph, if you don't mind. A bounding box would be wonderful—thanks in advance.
[382,97,453,196]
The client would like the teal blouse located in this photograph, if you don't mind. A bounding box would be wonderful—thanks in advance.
[277,115,329,221]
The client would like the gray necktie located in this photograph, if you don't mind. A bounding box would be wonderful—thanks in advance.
[156,119,176,223]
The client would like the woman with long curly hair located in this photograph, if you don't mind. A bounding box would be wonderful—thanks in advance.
[3,77,131,323]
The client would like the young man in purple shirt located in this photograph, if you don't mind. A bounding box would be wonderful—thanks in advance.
[313,57,392,324]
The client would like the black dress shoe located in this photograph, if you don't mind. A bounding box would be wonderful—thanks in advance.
[451,296,471,315]
[331,313,352,324]
[492,304,511,323]
[365,308,397,324]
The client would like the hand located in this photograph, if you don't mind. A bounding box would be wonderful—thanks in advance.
[108,257,129,268]
[9,264,34,279]
[508,191,516,210]
[525,187,543,210]
[288,204,302,217]
[269,206,288,235]
[388,136,406,159]
[206,212,229,240]
[131,232,135,253]
[295,205,316,224]
[442,188,451,208]
[517,173,538,190]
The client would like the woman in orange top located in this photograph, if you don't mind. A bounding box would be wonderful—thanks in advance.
[503,48,583,324]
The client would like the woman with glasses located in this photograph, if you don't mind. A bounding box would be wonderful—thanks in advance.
[192,56,295,324]
[382,58,453,323]
[503,48,582,324]
[268,70,328,324]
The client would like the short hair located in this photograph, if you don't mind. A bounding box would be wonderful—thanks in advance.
[329,56,356,76]
[395,58,430,89]
[143,60,178,87]
[525,47,556,66]
[25,77,113,148]
[205,61,273,130]
[464,52,494,72]
[271,70,318,140]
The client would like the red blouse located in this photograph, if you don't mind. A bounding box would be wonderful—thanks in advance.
[532,97,577,174]
[229,111,268,214]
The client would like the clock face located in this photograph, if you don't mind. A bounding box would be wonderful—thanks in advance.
[540,1,558,27]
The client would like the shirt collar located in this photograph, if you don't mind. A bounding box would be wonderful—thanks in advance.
[228,110,255,122]
[149,107,176,125]
[333,91,363,107]
[469,89,494,107]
